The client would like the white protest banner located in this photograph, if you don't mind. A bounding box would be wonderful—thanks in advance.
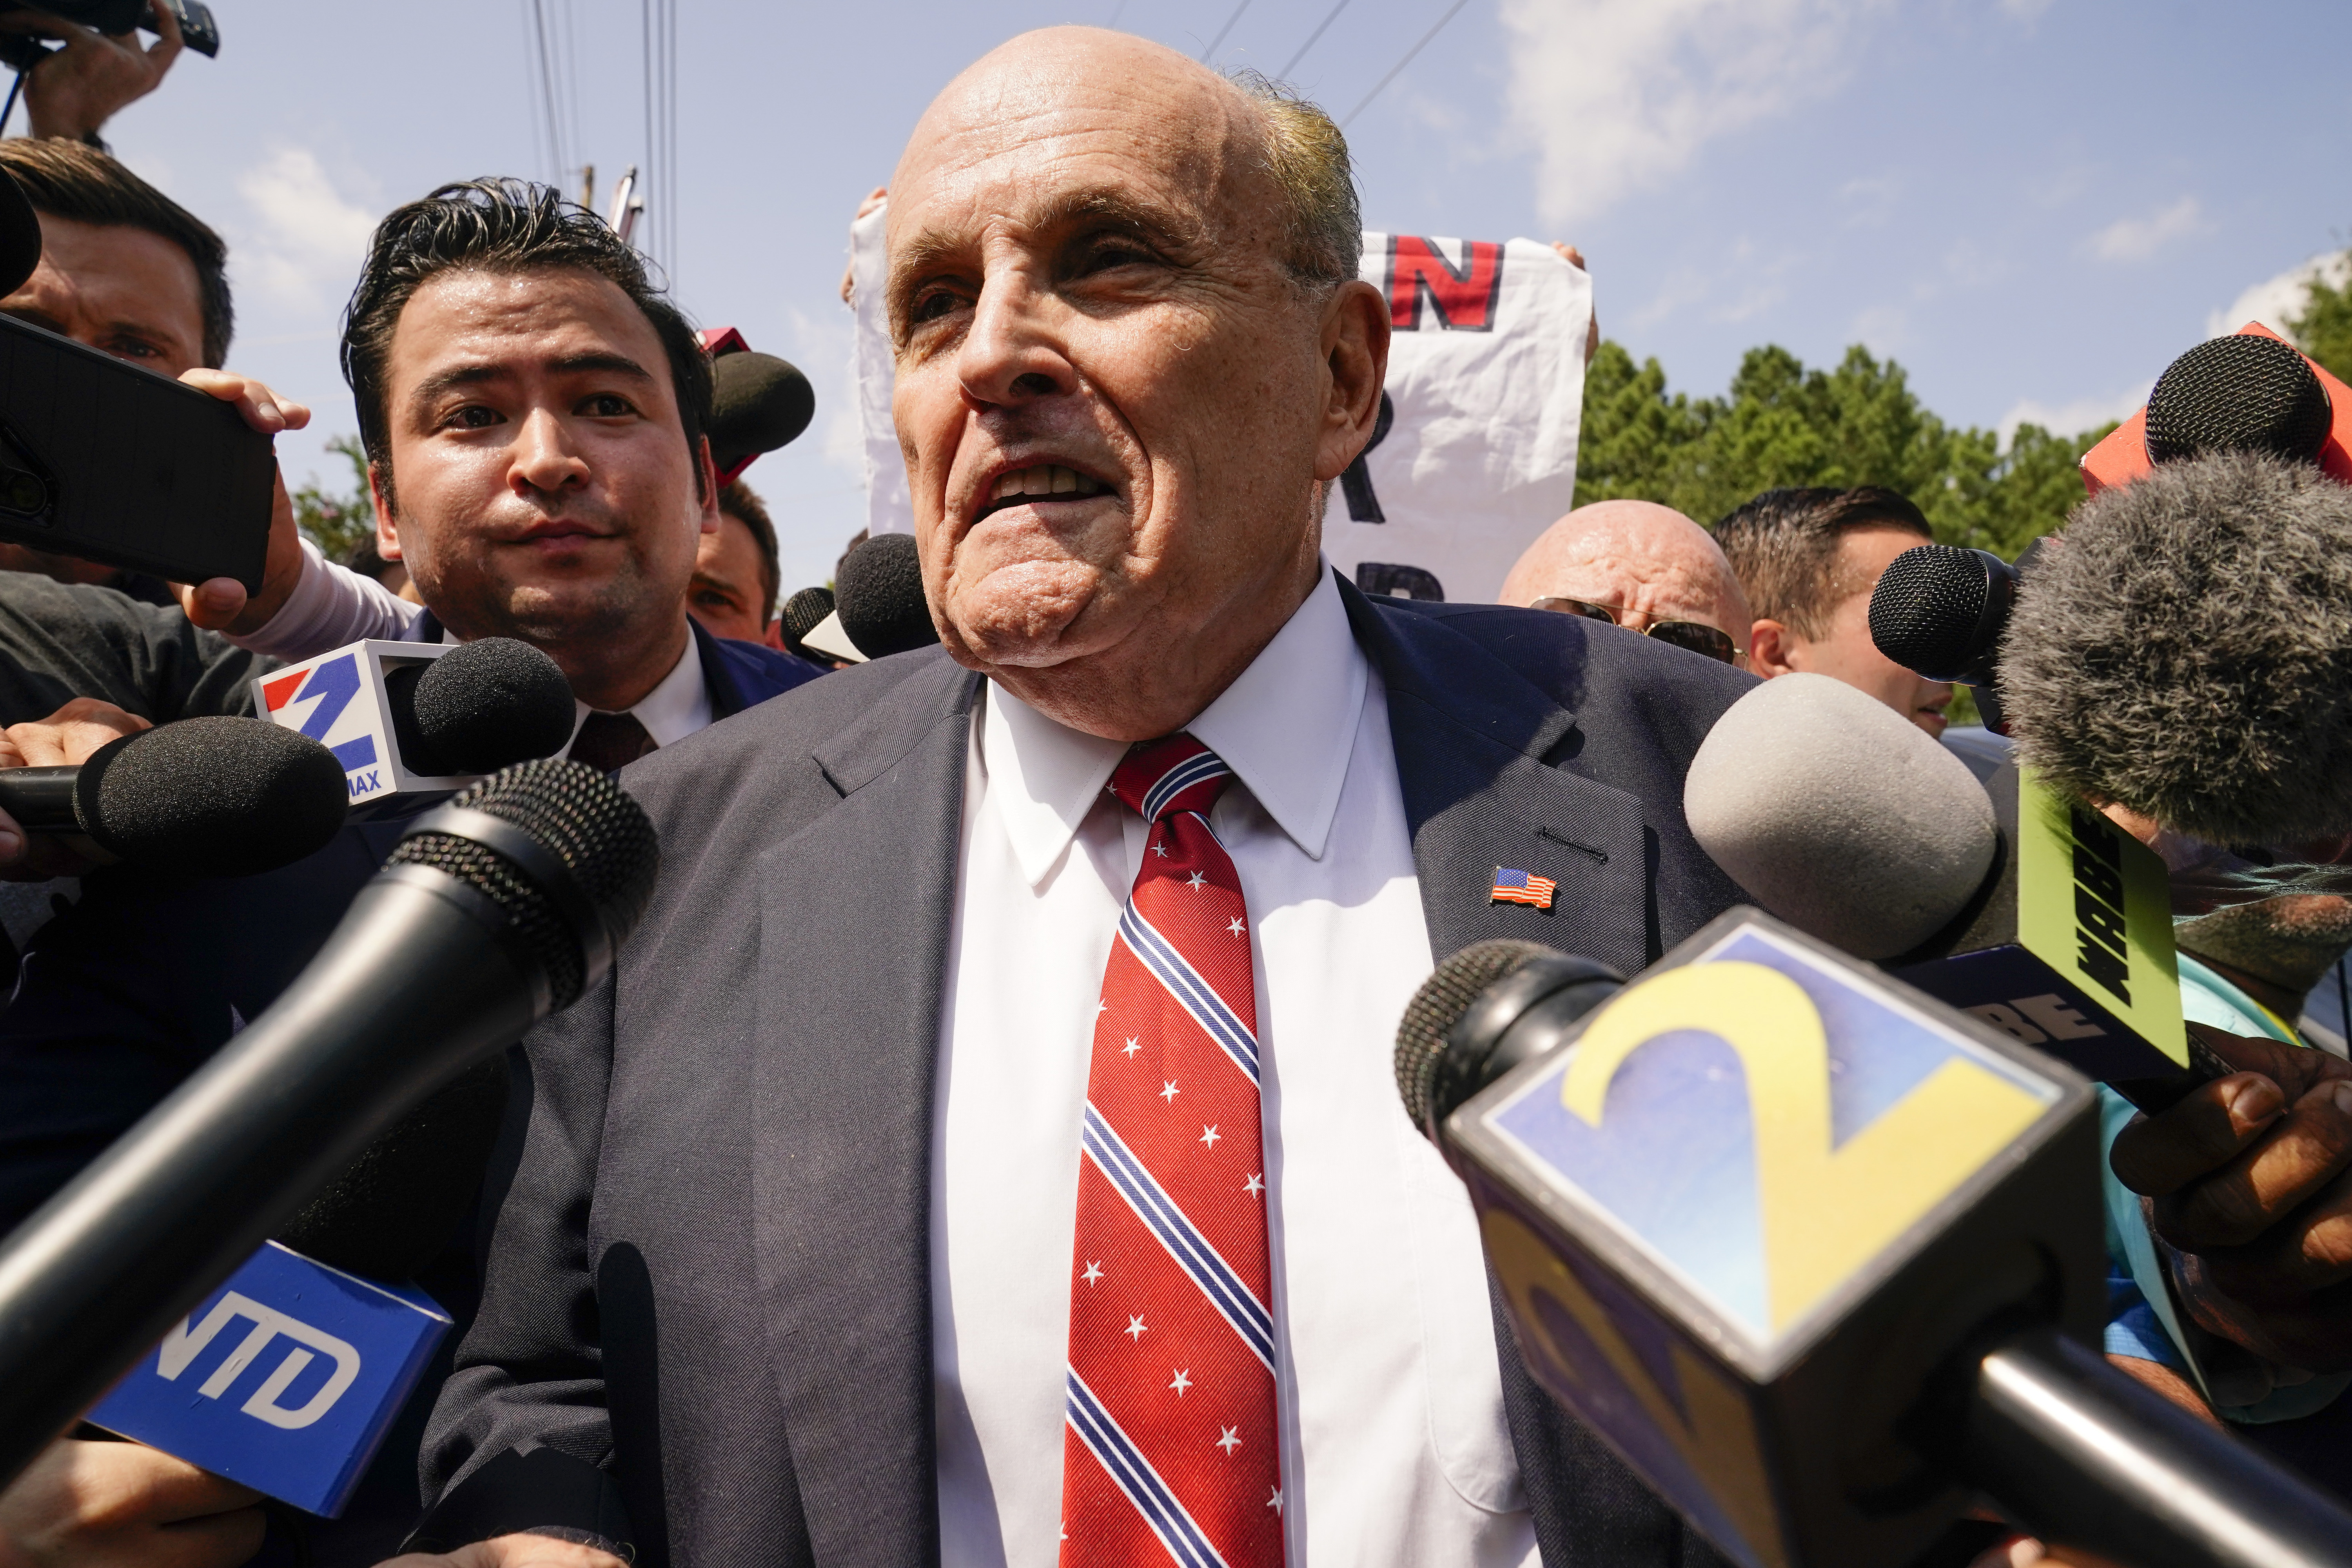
[849,210,1590,605]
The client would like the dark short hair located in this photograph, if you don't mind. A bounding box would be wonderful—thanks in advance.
[341,178,711,507]
[1711,485,1932,639]
[0,138,232,367]
[717,477,779,621]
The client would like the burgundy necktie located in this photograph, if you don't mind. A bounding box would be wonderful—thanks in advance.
[1061,734,1283,1568]
[568,710,655,774]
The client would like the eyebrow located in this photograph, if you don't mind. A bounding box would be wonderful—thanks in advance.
[404,351,658,419]
[886,185,1205,338]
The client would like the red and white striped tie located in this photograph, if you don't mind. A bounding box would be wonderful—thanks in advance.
[1060,734,1283,1568]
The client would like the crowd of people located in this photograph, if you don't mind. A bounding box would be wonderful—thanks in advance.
[0,12,2341,1568]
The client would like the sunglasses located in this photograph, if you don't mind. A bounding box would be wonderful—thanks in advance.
[1529,596,1744,667]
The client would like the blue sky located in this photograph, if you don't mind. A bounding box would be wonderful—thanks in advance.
[91,0,2352,597]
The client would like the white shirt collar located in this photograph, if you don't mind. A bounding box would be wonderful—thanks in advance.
[982,565,1368,887]
[568,629,712,750]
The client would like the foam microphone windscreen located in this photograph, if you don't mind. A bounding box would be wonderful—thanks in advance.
[708,351,815,470]
[1684,673,1997,958]
[835,532,939,658]
[0,171,40,300]
[2004,451,2352,845]
[390,637,577,777]
[2144,334,2332,466]
[79,718,348,877]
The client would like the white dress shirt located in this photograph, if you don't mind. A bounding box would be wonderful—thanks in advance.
[568,632,711,750]
[933,566,1537,1567]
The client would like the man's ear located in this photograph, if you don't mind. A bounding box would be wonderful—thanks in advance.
[1747,618,1802,678]
[368,463,401,561]
[695,435,722,535]
[1315,278,1390,483]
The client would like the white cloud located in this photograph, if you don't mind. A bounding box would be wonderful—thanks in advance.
[1500,0,1885,228]
[1996,381,2151,449]
[232,148,378,314]
[2084,196,2207,263]
[1999,0,2056,21]
[2205,250,2352,339]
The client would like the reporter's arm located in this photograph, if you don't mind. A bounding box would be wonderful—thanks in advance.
[0,1437,261,1568]
[378,1535,623,1568]
[3,0,182,147]
[0,697,145,880]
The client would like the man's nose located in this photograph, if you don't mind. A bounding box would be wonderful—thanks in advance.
[509,407,590,494]
[957,272,1076,409]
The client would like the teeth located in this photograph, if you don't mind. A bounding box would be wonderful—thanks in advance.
[991,465,1106,502]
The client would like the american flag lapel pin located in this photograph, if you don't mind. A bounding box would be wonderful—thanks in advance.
[1490,867,1557,910]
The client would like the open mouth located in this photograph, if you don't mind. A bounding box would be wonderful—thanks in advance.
[976,463,1111,521]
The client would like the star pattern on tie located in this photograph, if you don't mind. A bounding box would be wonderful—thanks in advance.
[1061,733,1280,1568]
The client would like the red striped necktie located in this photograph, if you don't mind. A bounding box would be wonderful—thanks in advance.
[1061,734,1283,1568]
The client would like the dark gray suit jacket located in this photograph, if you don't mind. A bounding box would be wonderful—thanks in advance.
[416,580,1752,1567]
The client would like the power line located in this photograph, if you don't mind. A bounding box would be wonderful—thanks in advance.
[1340,0,1468,128]
[1200,0,1250,62]
[527,0,567,184]
[1277,0,1348,79]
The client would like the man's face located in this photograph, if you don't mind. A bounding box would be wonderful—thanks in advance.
[372,267,712,658]
[688,509,773,644]
[0,212,205,376]
[886,30,1380,731]
[1786,526,1954,737]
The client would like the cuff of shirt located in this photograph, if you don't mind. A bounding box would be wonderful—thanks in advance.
[232,537,423,659]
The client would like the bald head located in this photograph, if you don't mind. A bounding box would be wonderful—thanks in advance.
[879,26,1390,741]
[1501,500,1753,649]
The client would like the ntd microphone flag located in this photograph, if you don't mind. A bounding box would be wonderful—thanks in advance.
[1449,908,2100,1568]
[87,1241,450,1516]
[256,640,468,817]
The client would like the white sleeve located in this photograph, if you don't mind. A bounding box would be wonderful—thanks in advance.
[229,537,424,659]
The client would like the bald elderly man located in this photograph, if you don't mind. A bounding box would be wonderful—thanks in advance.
[1500,499,1753,669]
[394,30,1750,1568]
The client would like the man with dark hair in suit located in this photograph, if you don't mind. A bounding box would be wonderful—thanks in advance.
[396,28,1750,1568]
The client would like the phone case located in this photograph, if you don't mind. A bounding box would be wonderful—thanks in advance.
[0,315,276,591]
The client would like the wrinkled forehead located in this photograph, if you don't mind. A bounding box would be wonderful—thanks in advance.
[888,50,1253,265]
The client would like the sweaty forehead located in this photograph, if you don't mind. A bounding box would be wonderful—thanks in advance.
[889,34,1257,254]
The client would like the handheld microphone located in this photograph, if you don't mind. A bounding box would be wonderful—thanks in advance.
[0,716,348,877]
[777,585,838,664]
[0,757,659,1495]
[1398,911,2352,1568]
[834,531,939,658]
[698,326,816,484]
[2002,450,2352,848]
[259,637,577,818]
[1684,675,2201,1103]
[1866,543,2035,731]
[2082,323,2352,495]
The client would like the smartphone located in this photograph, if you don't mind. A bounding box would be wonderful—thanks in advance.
[0,314,275,591]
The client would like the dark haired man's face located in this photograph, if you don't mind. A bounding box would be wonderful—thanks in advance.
[372,266,716,710]
[0,213,205,375]
[688,508,774,645]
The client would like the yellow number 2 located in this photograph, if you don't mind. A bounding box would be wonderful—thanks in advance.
[1557,962,2047,1335]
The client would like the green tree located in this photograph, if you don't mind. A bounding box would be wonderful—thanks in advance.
[291,436,375,563]
[1574,339,2111,557]
[2287,258,2352,385]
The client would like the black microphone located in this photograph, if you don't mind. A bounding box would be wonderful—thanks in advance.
[1866,541,2041,732]
[708,350,815,480]
[381,636,577,779]
[2003,450,2352,847]
[0,757,659,1490]
[1398,915,2352,1568]
[835,532,939,658]
[0,716,348,877]
[2145,332,2333,466]
[777,584,838,664]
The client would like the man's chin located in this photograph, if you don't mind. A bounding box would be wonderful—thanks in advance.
[941,566,1103,669]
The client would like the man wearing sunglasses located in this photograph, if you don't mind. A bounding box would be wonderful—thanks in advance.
[1498,497,1753,667]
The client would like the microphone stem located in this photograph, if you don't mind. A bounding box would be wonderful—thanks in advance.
[1962,1325,2352,1568]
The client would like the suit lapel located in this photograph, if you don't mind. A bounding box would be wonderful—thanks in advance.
[750,655,980,1566]
[1343,583,1650,977]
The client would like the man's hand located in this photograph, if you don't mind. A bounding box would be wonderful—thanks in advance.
[0,1437,261,1568]
[0,697,146,879]
[376,1535,626,1568]
[1549,241,1599,366]
[2109,1023,2352,1370]
[170,370,310,636]
[2,0,182,145]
